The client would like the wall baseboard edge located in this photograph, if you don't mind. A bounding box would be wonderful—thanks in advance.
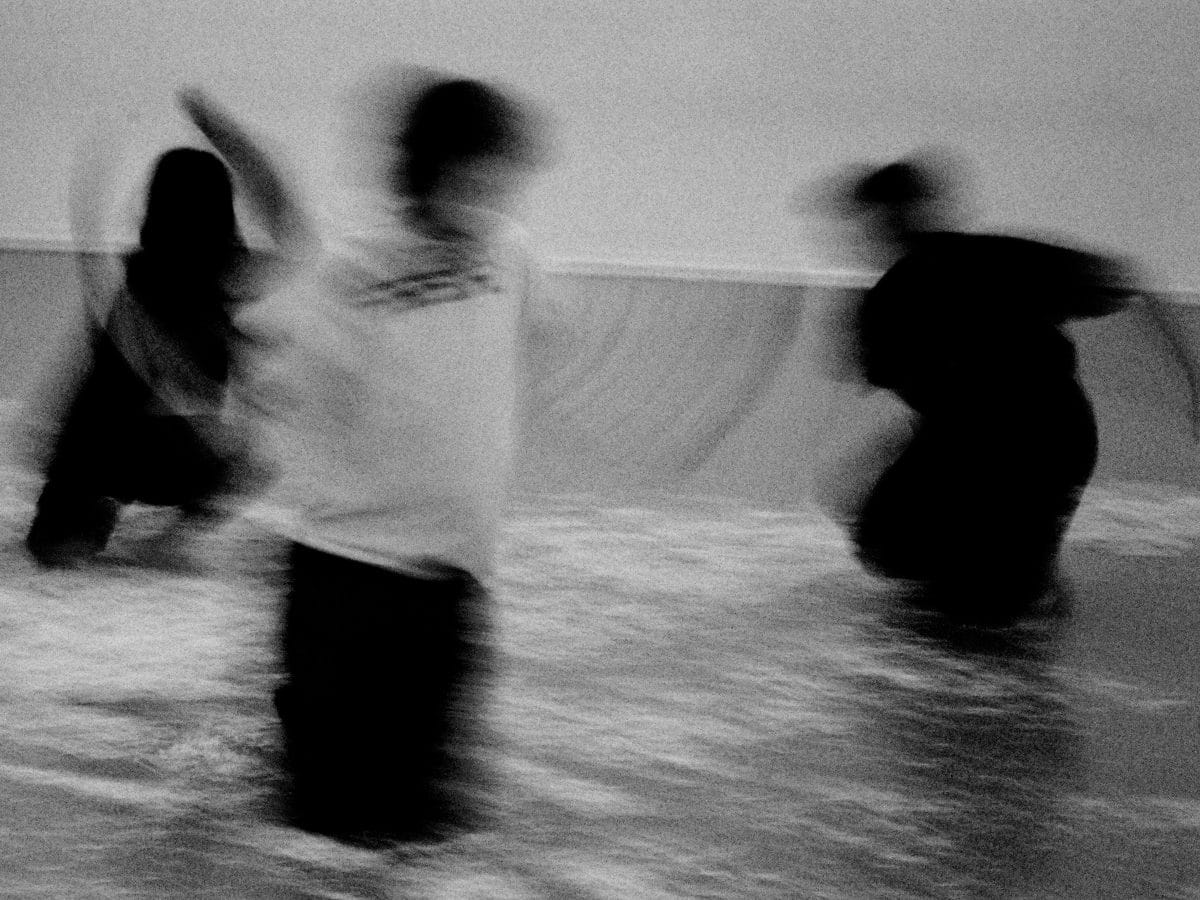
[2,235,1195,298]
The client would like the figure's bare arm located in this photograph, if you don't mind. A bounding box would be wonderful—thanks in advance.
[178,87,316,260]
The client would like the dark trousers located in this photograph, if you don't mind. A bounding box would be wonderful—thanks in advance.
[852,392,1098,620]
[275,542,493,841]
[25,335,235,566]
[26,410,234,565]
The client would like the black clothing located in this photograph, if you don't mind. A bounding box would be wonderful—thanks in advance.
[25,253,242,566]
[851,233,1122,618]
[275,542,493,842]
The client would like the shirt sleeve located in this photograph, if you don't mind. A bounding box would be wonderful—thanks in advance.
[1018,240,1135,322]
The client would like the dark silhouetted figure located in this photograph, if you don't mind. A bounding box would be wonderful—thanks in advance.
[839,156,1133,620]
[26,148,253,566]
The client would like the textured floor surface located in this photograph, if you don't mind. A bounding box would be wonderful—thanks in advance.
[0,459,1197,898]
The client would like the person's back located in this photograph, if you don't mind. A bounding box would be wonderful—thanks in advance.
[276,204,537,577]
[858,231,1120,419]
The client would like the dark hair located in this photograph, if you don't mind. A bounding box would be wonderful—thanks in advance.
[398,78,539,197]
[138,148,241,256]
[853,161,937,208]
[125,148,243,317]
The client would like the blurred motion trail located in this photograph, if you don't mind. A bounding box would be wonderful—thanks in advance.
[0,446,1197,896]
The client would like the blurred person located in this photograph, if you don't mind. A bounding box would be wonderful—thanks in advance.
[812,152,1137,621]
[21,115,305,568]
[187,72,563,841]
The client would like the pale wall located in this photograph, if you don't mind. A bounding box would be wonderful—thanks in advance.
[2,2,1200,287]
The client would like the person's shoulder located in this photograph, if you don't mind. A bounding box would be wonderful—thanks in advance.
[871,234,956,286]
[328,201,420,262]
[908,230,999,266]
[312,208,432,300]
[472,215,540,301]
[957,231,1096,270]
[863,232,973,316]
[905,231,1079,286]
[488,214,532,248]
[480,213,536,267]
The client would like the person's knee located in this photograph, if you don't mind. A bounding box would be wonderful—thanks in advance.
[26,488,118,565]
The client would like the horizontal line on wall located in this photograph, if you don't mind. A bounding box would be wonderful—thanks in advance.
[0,233,877,288]
[2,233,1195,298]
[543,257,875,288]
[1,234,128,254]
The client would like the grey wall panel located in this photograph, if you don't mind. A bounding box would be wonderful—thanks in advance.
[4,251,1197,509]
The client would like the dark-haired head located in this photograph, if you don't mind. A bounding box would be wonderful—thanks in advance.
[849,149,968,243]
[397,77,542,200]
[854,161,939,208]
[126,148,243,315]
[138,148,242,259]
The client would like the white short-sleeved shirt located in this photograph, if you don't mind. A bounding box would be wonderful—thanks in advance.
[254,208,551,580]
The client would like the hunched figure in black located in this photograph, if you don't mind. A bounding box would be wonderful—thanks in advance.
[841,158,1133,620]
[25,148,250,566]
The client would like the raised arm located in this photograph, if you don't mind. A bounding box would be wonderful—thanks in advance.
[178,87,315,260]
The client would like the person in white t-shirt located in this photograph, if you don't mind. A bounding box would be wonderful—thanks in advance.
[184,73,556,842]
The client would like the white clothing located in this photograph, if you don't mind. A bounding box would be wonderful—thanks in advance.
[250,209,555,579]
